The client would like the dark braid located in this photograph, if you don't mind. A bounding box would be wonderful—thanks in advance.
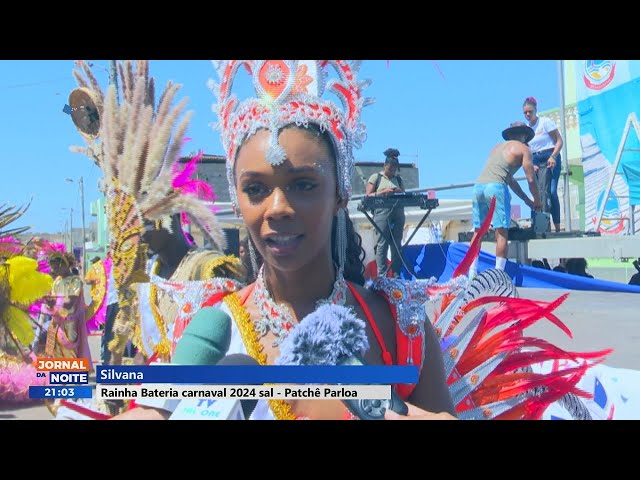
[331,212,366,285]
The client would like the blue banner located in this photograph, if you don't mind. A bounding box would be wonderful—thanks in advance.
[96,365,419,384]
[402,243,640,294]
[29,386,93,399]
[572,60,640,233]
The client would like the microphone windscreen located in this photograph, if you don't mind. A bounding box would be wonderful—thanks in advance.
[172,307,232,366]
[216,353,261,419]
[276,304,369,366]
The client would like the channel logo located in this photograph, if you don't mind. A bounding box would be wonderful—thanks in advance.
[35,357,90,384]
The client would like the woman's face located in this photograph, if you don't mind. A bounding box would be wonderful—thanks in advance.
[383,162,398,178]
[523,103,537,123]
[234,127,341,274]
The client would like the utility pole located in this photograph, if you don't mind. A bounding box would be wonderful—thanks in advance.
[61,207,73,252]
[69,207,73,253]
[558,60,573,232]
[66,177,86,269]
[80,176,86,271]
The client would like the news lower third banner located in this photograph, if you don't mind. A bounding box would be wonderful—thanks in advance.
[96,365,419,384]
[96,385,392,400]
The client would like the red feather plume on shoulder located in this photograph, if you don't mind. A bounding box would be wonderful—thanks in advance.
[432,196,612,420]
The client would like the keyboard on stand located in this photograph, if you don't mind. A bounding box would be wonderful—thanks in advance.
[358,192,439,212]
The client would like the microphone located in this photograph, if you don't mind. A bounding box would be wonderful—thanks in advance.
[215,354,260,420]
[276,303,409,420]
[169,349,261,420]
[172,306,232,366]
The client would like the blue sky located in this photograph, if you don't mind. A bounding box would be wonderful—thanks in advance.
[1,60,561,233]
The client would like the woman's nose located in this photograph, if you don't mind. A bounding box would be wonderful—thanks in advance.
[265,188,294,219]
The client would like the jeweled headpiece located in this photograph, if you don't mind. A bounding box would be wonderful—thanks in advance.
[209,60,374,209]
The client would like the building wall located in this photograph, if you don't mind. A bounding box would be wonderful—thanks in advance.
[189,155,420,200]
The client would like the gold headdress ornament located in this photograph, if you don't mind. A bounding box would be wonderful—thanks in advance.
[70,60,226,355]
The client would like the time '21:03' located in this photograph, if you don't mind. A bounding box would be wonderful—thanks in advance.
[43,387,76,398]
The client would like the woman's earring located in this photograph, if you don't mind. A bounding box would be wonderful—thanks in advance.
[248,235,259,277]
[336,208,347,273]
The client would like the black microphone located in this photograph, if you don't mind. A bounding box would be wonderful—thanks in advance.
[172,306,232,366]
[276,304,409,420]
[215,354,260,420]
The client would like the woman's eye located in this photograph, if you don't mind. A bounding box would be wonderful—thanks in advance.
[290,180,317,192]
[242,183,267,198]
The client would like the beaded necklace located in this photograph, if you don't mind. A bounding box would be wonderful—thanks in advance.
[252,265,348,346]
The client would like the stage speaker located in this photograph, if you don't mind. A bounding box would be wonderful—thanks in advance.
[223,228,240,256]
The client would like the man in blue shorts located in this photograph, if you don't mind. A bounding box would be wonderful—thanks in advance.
[469,122,541,278]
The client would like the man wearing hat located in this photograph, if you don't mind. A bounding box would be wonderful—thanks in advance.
[469,122,541,278]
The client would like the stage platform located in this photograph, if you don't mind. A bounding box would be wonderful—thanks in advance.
[458,229,640,263]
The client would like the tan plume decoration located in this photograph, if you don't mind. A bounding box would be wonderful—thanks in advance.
[70,60,226,251]
[69,60,226,356]
[0,202,32,238]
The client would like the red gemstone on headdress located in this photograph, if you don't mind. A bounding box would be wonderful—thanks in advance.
[259,61,290,100]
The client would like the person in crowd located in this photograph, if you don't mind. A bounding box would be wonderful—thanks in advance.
[565,258,594,278]
[469,122,541,278]
[41,252,92,365]
[523,96,564,233]
[366,148,406,278]
[629,258,640,285]
[117,61,606,422]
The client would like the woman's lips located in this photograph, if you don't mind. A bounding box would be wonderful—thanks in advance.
[263,234,304,255]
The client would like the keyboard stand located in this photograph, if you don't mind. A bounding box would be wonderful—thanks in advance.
[402,206,437,248]
[359,204,437,264]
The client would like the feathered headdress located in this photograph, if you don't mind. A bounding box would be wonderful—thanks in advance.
[0,237,23,259]
[0,203,31,239]
[70,60,226,355]
[71,60,225,253]
[0,204,53,353]
[70,61,227,285]
[209,60,374,210]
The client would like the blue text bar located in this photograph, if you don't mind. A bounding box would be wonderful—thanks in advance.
[96,365,419,384]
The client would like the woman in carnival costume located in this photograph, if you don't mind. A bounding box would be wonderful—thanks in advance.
[123,60,616,421]
[0,203,53,404]
[41,249,92,367]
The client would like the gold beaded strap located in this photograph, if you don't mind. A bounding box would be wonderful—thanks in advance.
[222,293,296,420]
